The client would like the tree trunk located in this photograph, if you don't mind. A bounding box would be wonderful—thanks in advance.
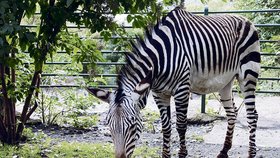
[0,63,17,144]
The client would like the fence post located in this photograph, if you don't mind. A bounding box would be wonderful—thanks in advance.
[204,5,209,15]
[200,6,209,114]
[201,95,206,113]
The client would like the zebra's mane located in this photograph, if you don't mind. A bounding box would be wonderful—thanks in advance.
[114,9,174,103]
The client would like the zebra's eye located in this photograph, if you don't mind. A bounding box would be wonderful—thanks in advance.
[127,116,136,127]
[129,115,135,122]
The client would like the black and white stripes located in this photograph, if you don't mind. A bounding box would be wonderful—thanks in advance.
[88,7,260,158]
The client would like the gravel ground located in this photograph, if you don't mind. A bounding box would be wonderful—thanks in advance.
[31,95,280,158]
[34,112,280,158]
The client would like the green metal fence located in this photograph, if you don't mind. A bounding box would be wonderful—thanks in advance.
[25,8,280,113]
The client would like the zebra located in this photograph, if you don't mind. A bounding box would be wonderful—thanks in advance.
[87,7,260,158]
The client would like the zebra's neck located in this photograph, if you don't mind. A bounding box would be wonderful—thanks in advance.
[117,13,185,94]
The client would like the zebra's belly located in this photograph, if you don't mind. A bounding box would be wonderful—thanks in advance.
[189,72,236,94]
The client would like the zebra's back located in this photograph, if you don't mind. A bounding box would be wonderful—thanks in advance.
[156,9,260,94]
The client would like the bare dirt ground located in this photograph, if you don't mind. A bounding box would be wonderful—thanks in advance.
[36,94,280,158]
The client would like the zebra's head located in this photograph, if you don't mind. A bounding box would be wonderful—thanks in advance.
[87,80,150,158]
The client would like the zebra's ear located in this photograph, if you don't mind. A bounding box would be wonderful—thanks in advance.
[131,80,150,102]
[134,67,152,95]
[131,82,149,103]
[134,82,150,95]
[86,88,112,103]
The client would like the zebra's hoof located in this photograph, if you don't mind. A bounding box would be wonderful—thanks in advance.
[217,152,228,158]
[162,153,171,158]
[162,150,171,158]
[178,149,188,158]
[248,148,256,158]
[247,153,256,158]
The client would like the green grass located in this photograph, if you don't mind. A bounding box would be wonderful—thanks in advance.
[0,128,161,158]
[0,141,114,158]
[48,142,114,158]
[0,141,161,158]
[133,145,160,158]
[0,140,49,158]
[142,110,160,133]
[206,107,220,117]
[190,134,204,143]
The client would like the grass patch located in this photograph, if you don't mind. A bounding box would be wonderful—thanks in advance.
[0,145,41,158]
[206,107,220,117]
[0,137,51,158]
[62,115,99,129]
[142,110,160,133]
[0,127,162,158]
[48,142,114,158]
[0,140,162,158]
[1,126,208,157]
[133,145,160,158]
[190,134,204,143]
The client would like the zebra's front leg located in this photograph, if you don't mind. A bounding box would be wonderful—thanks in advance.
[218,80,236,158]
[153,93,172,158]
[174,86,190,158]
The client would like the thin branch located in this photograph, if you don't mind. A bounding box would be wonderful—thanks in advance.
[26,101,38,121]
[41,90,45,124]
[49,111,62,125]
[11,51,16,83]
[50,109,72,125]
[26,74,41,120]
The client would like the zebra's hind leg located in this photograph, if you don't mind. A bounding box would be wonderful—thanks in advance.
[174,85,190,158]
[153,92,172,158]
[239,78,258,158]
[217,80,236,158]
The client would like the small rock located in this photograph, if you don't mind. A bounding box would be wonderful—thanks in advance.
[76,130,83,134]
[99,127,111,137]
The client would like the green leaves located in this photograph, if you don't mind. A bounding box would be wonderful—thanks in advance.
[5,57,21,68]
[66,0,75,8]
[127,14,154,28]
[163,0,177,5]
[236,0,280,39]
[127,14,133,23]
[57,31,105,73]
[18,31,36,51]
[200,0,209,4]
[0,37,3,46]
[100,30,112,41]
[132,15,146,28]
[0,1,9,16]
[24,0,38,19]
